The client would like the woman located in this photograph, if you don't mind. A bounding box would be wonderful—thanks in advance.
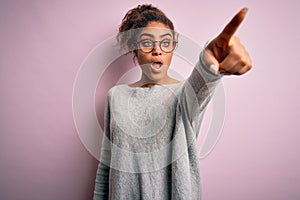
[93,4,251,200]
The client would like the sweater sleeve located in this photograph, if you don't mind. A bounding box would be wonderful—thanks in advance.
[93,90,112,200]
[179,49,223,137]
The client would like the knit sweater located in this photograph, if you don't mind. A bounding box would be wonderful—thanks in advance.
[93,51,222,200]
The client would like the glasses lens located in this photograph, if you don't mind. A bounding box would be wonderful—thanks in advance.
[139,40,153,53]
[160,39,175,53]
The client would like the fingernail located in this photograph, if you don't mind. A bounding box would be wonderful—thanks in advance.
[209,64,218,74]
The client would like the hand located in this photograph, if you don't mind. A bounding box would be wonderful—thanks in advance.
[203,8,252,75]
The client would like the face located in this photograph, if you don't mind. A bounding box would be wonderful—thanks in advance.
[135,21,175,83]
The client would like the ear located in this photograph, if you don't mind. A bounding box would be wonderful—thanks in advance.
[132,51,138,65]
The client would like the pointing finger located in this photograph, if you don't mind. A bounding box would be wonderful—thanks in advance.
[219,8,248,43]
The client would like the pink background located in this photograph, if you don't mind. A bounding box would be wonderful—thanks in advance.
[1,0,299,199]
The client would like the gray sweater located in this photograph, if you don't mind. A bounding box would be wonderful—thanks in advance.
[93,52,222,200]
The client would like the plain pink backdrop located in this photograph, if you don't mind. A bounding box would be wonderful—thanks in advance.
[1,0,299,199]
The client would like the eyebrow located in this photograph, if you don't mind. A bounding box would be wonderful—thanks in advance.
[139,33,173,39]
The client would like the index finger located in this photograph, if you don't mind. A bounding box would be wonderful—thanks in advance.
[219,8,248,43]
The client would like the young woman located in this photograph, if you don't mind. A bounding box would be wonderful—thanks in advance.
[93,4,251,200]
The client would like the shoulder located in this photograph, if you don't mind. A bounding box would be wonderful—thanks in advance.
[106,84,129,98]
[104,84,125,106]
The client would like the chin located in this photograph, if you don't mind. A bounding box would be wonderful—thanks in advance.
[148,72,167,81]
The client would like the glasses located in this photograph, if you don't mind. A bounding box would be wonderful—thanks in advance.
[137,39,177,53]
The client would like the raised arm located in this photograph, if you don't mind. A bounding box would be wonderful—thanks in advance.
[179,8,252,134]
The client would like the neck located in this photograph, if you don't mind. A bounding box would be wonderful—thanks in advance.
[140,82,161,88]
[139,74,171,86]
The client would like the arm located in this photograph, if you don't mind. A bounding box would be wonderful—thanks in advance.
[179,49,222,135]
[93,92,112,200]
[93,163,110,200]
[179,8,252,135]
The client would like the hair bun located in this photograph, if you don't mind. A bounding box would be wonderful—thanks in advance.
[117,4,175,55]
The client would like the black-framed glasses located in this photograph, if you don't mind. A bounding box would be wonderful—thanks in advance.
[137,39,177,53]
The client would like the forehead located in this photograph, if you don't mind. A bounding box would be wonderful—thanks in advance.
[138,22,173,38]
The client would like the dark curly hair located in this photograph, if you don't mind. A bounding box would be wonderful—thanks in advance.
[117,4,176,56]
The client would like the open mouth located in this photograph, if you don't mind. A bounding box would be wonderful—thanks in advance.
[151,62,163,69]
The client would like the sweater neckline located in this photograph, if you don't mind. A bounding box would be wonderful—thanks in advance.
[125,81,184,90]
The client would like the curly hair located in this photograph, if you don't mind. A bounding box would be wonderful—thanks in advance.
[117,4,176,55]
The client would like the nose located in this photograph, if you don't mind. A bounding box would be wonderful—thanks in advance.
[152,41,162,55]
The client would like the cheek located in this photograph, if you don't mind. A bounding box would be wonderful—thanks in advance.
[165,54,173,66]
[136,52,148,65]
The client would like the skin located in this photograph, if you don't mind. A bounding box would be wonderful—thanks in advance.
[128,22,179,88]
[203,8,252,75]
[128,8,252,88]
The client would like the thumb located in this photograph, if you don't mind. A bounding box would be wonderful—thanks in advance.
[202,48,220,75]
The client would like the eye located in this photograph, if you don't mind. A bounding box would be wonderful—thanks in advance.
[161,40,171,47]
[141,40,153,47]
